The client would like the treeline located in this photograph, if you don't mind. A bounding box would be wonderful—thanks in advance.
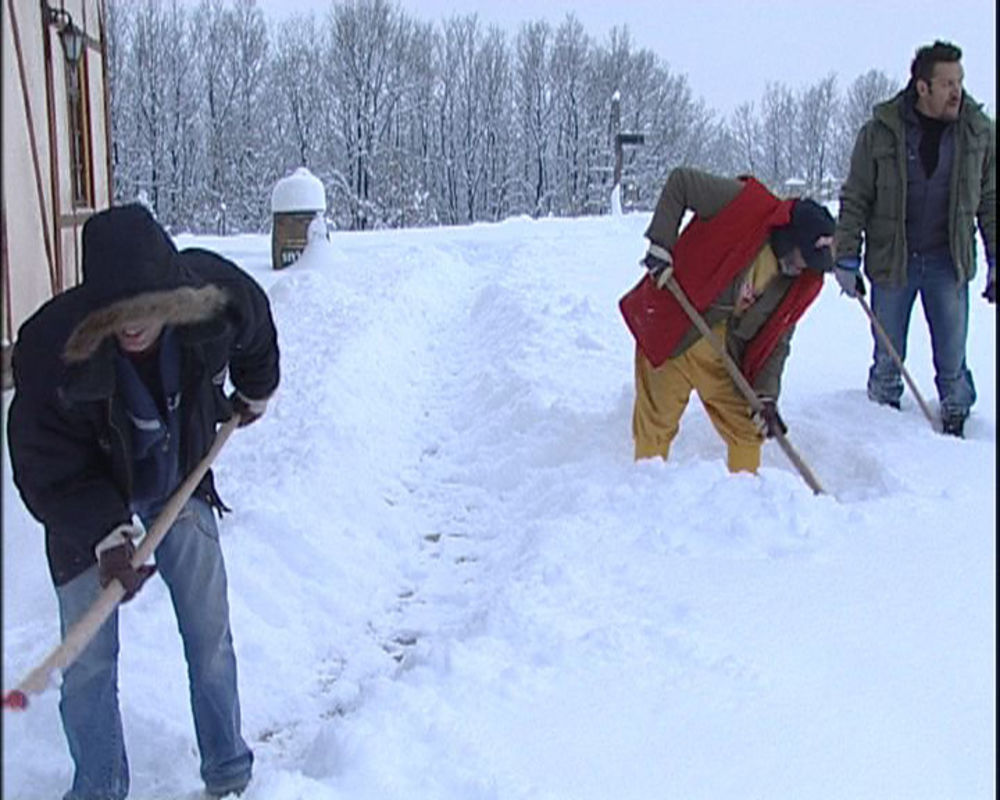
[107,0,900,234]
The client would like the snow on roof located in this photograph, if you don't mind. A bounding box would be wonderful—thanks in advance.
[271,167,326,213]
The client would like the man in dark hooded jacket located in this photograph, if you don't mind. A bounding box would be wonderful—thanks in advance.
[7,204,279,799]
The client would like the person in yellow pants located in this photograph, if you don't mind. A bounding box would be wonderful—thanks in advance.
[621,167,836,473]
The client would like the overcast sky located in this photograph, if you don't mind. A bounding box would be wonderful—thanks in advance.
[254,0,996,117]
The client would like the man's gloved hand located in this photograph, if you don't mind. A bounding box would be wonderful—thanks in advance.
[641,242,674,287]
[834,256,865,298]
[983,261,995,304]
[230,391,269,428]
[751,398,788,439]
[95,523,156,603]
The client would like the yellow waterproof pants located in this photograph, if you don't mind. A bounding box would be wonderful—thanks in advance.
[632,324,763,473]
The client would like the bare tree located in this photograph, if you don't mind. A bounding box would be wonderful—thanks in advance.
[549,14,592,215]
[327,0,414,230]
[758,81,796,189]
[267,15,327,171]
[796,73,839,196]
[835,68,900,177]
[107,0,135,202]
[514,20,554,216]
[729,101,761,177]
[192,0,239,231]
[477,26,514,221]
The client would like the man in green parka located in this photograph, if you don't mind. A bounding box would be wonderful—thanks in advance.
[834,40,995,437]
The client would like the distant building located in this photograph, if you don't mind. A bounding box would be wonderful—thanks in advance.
[783,177,807,197]
[2,0,112,385]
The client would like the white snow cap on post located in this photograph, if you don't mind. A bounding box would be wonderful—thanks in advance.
[271,167,326,214]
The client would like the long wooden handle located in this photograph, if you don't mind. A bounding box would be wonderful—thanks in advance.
[659,271,826,495]
[856,295,938,432]
[4,416,240,706]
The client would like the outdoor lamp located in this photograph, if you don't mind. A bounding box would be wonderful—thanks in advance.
[59,20,85,66]
[46,5,85,66]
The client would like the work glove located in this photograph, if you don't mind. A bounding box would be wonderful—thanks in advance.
[641,242,674,287]
[230,390,269,428]
[834,256,865,298]
[983,261,995,304]
[751,398,788,439]
[95,523,156,603]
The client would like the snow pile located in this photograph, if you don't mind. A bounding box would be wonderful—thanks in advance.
[3,212,995,799]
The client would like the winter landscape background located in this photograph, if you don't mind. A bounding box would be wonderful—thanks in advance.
[107,0,995,236]
[3,208,995,799]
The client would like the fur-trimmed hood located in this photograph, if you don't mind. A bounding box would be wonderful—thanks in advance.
[63,284,229,363]
[62,203,230,363]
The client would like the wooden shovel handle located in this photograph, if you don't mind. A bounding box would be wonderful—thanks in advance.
[4,415,240,706]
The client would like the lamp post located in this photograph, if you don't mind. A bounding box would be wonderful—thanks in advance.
[609,91,645,212]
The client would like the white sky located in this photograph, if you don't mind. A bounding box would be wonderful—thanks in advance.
[255,0,996,117]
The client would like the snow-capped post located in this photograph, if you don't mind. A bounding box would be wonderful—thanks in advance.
[270,167,327,270]
[610,91,644,216]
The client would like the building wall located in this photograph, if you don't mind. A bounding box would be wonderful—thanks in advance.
[2,0,110,364]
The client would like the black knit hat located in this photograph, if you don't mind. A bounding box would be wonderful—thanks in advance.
[788,199,836,272]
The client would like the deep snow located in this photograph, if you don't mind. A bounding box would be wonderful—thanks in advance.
[3,211,995,799]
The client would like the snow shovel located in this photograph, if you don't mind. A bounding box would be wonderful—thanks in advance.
[656,269,826,495]
[855,295,938,432]
[3,414,241,711]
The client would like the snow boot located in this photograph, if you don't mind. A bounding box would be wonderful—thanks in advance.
[942,415,966,438]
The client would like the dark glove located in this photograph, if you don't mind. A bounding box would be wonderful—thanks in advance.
[230,390,269,428]
[96,525,156,603]
[834,257,865,298]
[983,262,995,304]
[751,398,788,439]
[641,243,674,286]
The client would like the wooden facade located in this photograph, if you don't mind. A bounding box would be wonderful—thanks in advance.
[2,0,111,385]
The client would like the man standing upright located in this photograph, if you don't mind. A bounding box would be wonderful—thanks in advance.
[834,40,995,437]
[7,204,279,799]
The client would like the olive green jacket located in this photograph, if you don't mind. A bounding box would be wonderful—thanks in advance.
[835,89,996,287]
[645,167,799,399]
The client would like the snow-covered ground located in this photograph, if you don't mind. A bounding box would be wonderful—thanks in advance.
[3,211,995,799]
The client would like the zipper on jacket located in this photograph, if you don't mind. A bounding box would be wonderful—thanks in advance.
[107,397,134,505]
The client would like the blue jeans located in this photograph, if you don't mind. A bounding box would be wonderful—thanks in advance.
[867,251,976,419]
[55,498,253,800]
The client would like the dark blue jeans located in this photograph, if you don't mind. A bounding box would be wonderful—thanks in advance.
[55,498,253,800]
[867,251,976,419]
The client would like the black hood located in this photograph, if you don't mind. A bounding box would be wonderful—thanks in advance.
[81,204,188,307]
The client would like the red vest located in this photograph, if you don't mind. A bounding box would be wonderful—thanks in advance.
[619,177,821,380]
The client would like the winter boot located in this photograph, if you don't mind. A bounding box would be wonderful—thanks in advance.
[941,415,966,438]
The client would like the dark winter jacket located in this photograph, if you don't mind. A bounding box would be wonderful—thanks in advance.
[7,204,280,586]
[835,88,996,287]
